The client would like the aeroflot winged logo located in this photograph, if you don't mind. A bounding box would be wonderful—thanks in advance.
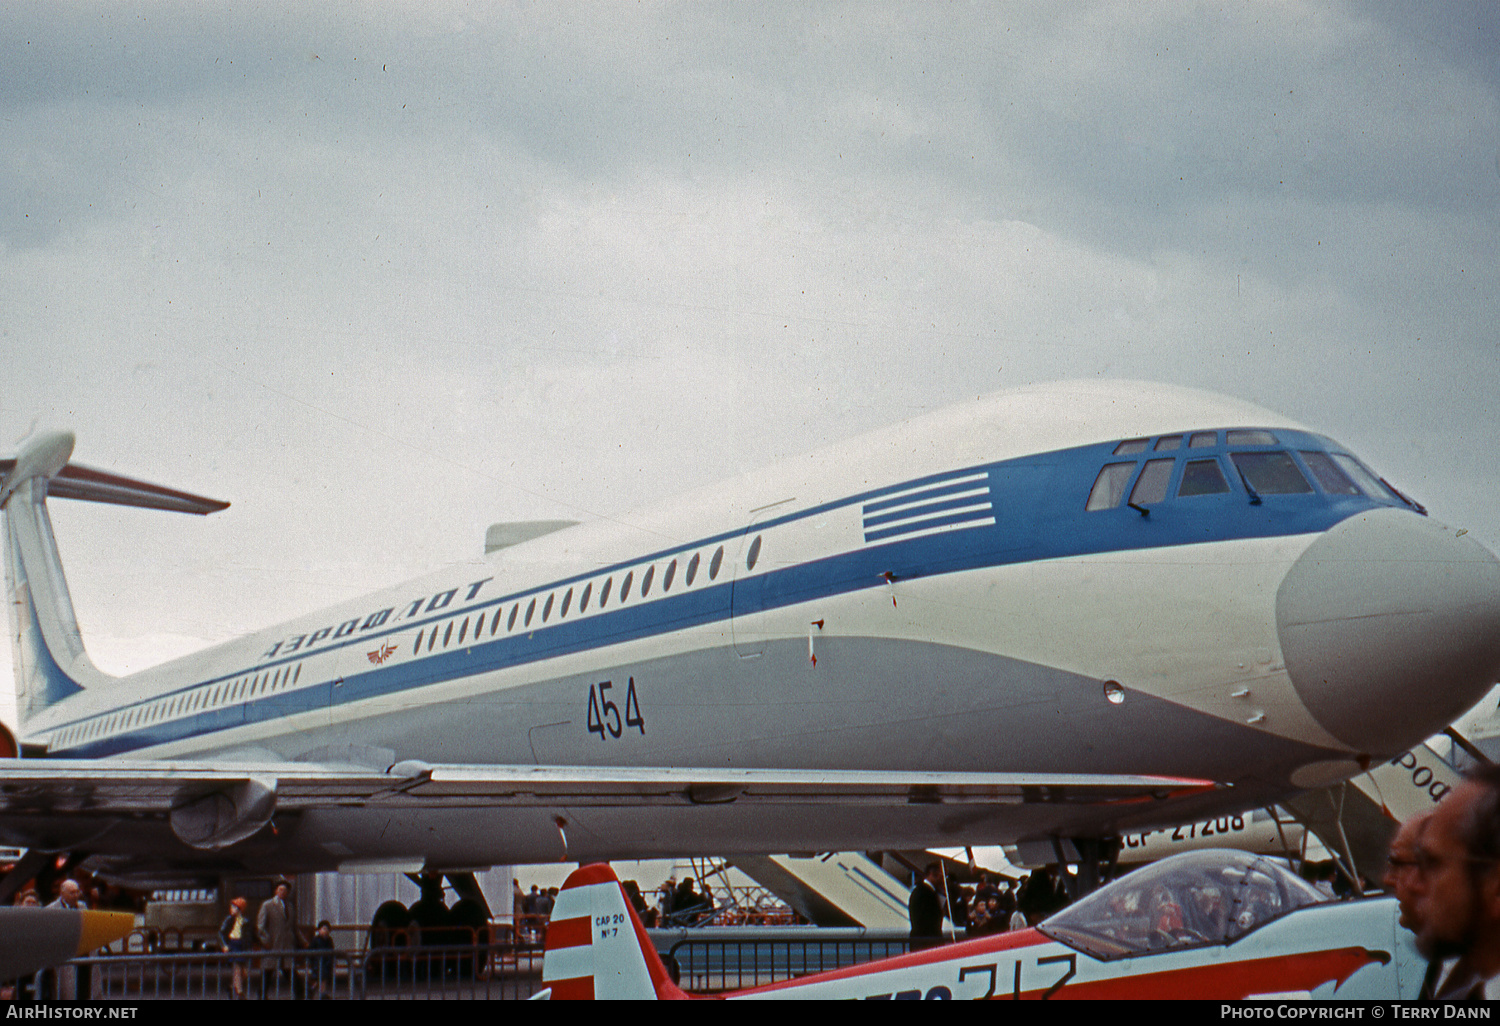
[367,642,398,665]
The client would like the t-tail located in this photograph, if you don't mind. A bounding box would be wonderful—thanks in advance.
[0,430,229,754]
[539,864,692,1000]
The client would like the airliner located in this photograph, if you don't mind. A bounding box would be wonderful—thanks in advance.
[2,380,1498,883]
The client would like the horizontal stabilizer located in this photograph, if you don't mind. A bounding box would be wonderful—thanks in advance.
[0,460,230,515]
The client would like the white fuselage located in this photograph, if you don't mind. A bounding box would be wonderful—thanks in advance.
[10,380,1500,870]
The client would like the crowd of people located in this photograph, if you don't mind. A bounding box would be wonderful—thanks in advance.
[908,862,1071,949]
[214,879,335,1000]
[6,868,138,913]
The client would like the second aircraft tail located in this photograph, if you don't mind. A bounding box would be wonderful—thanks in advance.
[540,864,692,1000]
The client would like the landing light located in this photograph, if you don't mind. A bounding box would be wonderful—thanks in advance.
[1103,681,1125,705]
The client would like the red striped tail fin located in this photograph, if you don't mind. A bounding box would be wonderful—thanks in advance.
[540,864,692,1000]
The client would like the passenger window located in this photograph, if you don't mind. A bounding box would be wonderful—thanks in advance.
[641,566,654,597]
[542,594,554,622]
[1299,452,1360,495]
[1179,459,1231,496]
[579,583,592,612]
[560,588,573,618]
[710,546,724,580]
[1227,430,1277,446]
[1231,452,1313,494]
[524,599,536,627]
[508,605,519,630]
[600,577,613,608]
[621,572,634,602]
[1114,439,1150,455]
[686,553,700,586]
[1154,435,1182,451]
[663,559,677,592]
[1130,459,1174,506]
[1189,432,1217,448]
[747,535,763,571]
[1087,463,1135,511]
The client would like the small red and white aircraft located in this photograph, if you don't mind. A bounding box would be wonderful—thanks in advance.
[539,850,1426,1000]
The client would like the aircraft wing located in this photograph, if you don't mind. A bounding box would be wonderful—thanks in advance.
[0,758,1217,812]
[0,758,1223,867]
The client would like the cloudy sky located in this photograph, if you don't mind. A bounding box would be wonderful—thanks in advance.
[3,2,1499,730]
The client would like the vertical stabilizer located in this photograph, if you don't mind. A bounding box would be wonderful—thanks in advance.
[541,864,690,1000]
[0,432,231,734]
[4,441,109,728]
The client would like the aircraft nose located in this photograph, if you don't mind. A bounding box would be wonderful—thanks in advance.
[1278,509,1500,755]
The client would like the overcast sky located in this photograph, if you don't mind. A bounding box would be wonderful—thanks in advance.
[3,2,1499,731]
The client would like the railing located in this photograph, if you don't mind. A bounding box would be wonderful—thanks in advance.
[41,940,546,1001]
[17,926,920,999]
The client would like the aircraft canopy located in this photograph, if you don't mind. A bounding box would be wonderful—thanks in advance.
[1037,849,1327,960]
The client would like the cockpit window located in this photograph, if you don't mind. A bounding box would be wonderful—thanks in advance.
[1037,850,1325,960]
[1087,463,1135,511]
[1179,458,1230,497]
[1130,459,1174,506]
[1330,454,1398,502]
[1090,432,1410,514]
[1299,451,1361,496]
[1230,452,1313,495]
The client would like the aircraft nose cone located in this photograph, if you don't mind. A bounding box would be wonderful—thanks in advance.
[1278,509,1500,755]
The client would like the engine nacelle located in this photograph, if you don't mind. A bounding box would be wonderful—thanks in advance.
[169,778,278,850]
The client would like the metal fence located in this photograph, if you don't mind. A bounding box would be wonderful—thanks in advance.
[26,943,545,1001]
[16,927,916,999]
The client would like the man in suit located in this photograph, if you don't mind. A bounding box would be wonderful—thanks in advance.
[908,863,946,951]
[47,879,87,910]
[257,880,297,994]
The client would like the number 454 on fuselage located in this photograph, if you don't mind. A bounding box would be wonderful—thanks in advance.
[1,380,1499,881]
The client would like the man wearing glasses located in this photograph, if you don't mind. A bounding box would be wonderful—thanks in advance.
[1385,812,1430,930]
[1410,765,1500,1000]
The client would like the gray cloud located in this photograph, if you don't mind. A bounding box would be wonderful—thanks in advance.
[3,2,1498,727]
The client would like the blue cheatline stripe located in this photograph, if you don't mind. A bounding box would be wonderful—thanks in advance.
[863,493,994,531]
[47,468,1013,724]
[45,426,1405,757]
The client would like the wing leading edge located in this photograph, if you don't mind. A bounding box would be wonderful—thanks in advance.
[0,758,1221,858]
[0,759,1220,813]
